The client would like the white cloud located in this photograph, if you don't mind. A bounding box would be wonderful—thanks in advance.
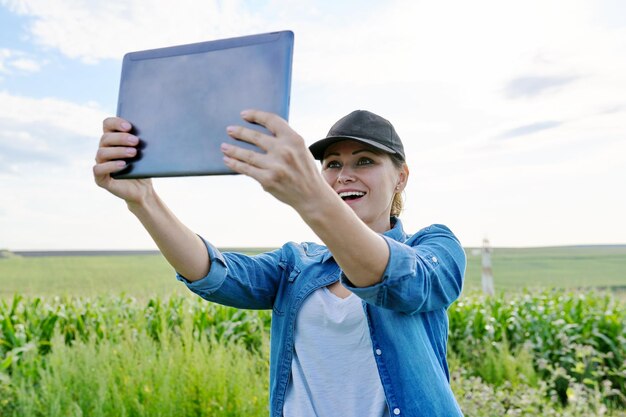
[0,48,44,73]
[10,57,41,72]
[5,1,626,131]
[0,91,108,137]
[3,0,264,63]
[0,91,108,180]
[1,0,625,248]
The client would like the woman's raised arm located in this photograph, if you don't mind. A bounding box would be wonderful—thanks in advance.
[93,117,209,281]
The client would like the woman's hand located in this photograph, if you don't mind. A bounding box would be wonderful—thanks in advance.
[221,110,329,213]
[93,117,209,280]
[93,117,154,205]
[223,110,391,288]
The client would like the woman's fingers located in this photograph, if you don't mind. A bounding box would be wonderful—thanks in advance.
[93,160,127,178]
[222,154,285,195]
[103,117,132,133]
[226,110,295,148]
[221,110,323,206]
[222,155,264,178]
[220,142,268,169]
[240,109,290,137]
[222,110,311,174]
[226,124,272,151]
[95,145,137,163]
[99,131,139,148]
[97,118,139,167]
[94,117,156,204]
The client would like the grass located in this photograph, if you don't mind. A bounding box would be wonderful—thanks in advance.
[463,245,626,291]
[1,246,625,300]
[0,254,181,300]
[448,290,626,410]
[2,293,624,417]
[1,245,625,416]
[4,320,269,417]
[0,248,274,300]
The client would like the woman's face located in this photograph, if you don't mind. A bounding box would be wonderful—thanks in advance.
[321,140,408,233]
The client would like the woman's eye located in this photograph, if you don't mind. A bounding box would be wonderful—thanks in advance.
[325,160,341,169]
[356,157,374,166]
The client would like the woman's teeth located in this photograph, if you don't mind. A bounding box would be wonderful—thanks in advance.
[339,191,365,200]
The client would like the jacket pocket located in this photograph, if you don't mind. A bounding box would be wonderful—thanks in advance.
[272,262,301,316]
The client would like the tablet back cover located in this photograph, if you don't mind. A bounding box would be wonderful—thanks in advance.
[112,31,293,179]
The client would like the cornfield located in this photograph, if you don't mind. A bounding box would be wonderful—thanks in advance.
[1,290,624,416]
[448,290,626,413]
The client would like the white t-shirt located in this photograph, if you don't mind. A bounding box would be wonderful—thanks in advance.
[283,287,390,417]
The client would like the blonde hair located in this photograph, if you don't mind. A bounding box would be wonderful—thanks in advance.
[391,192,404,217]
[390,153,407,217]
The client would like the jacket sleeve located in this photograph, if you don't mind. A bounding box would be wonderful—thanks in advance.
[341,224,466,314]
[176,237,283,310]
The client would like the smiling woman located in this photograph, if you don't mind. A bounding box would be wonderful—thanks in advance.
[93,108,466,417]
[315,111,410,233]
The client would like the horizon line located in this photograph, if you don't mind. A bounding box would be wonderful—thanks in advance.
[3,243,626,257]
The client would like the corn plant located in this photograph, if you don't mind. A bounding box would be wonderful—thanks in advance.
[448,290,626,409]
[1,291,625,414]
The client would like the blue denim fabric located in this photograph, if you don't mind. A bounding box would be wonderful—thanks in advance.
[177,218,466,417]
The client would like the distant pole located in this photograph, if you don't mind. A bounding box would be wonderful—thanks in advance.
[481,238,495,295]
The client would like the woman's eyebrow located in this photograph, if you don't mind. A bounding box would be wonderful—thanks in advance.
[323,148,380,159]
[352,148,380,155]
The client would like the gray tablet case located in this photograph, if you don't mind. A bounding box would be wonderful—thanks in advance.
[112,30,294,179]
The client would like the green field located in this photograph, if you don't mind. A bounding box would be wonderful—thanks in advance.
[1,246,625,416]
[1,245,625,299]
[464,245,626,291]
[0,254,180,300]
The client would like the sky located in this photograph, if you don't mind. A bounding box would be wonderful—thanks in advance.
[0,0,625,250]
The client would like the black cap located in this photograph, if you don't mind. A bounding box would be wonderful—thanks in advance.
[309,110,405,160]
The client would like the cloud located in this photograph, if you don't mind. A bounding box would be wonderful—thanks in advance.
[10,57,41,72]
[0,123,81,171]
[0,48,44,73]
[0,91,108,136]
[0,91,108,173]
[504,75,580,99]
[1,0,626,249]
[0,146,65,174]
[497,120,563,139]
[597,103,626,115]
[2,0,263,63]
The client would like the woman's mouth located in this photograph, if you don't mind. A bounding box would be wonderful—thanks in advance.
[338,191,366,201]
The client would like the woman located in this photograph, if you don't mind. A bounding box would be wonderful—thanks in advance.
[94,109,466,417]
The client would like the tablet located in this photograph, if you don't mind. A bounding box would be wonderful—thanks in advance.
[112,30,294,179]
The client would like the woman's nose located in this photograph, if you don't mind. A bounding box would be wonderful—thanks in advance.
[337,167,355,183]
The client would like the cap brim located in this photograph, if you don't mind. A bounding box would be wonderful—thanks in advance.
[308,135,397,160]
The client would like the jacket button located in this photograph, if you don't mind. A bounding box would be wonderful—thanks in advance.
[432,256,438,263]
[375,349,382,355]
[393,408,401,415]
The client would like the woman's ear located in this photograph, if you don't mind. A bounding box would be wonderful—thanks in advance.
[396,163,409,191]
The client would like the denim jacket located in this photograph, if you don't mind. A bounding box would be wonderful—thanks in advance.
[177,218,466,417]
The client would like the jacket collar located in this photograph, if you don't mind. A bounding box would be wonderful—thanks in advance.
[321,217,406,262]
